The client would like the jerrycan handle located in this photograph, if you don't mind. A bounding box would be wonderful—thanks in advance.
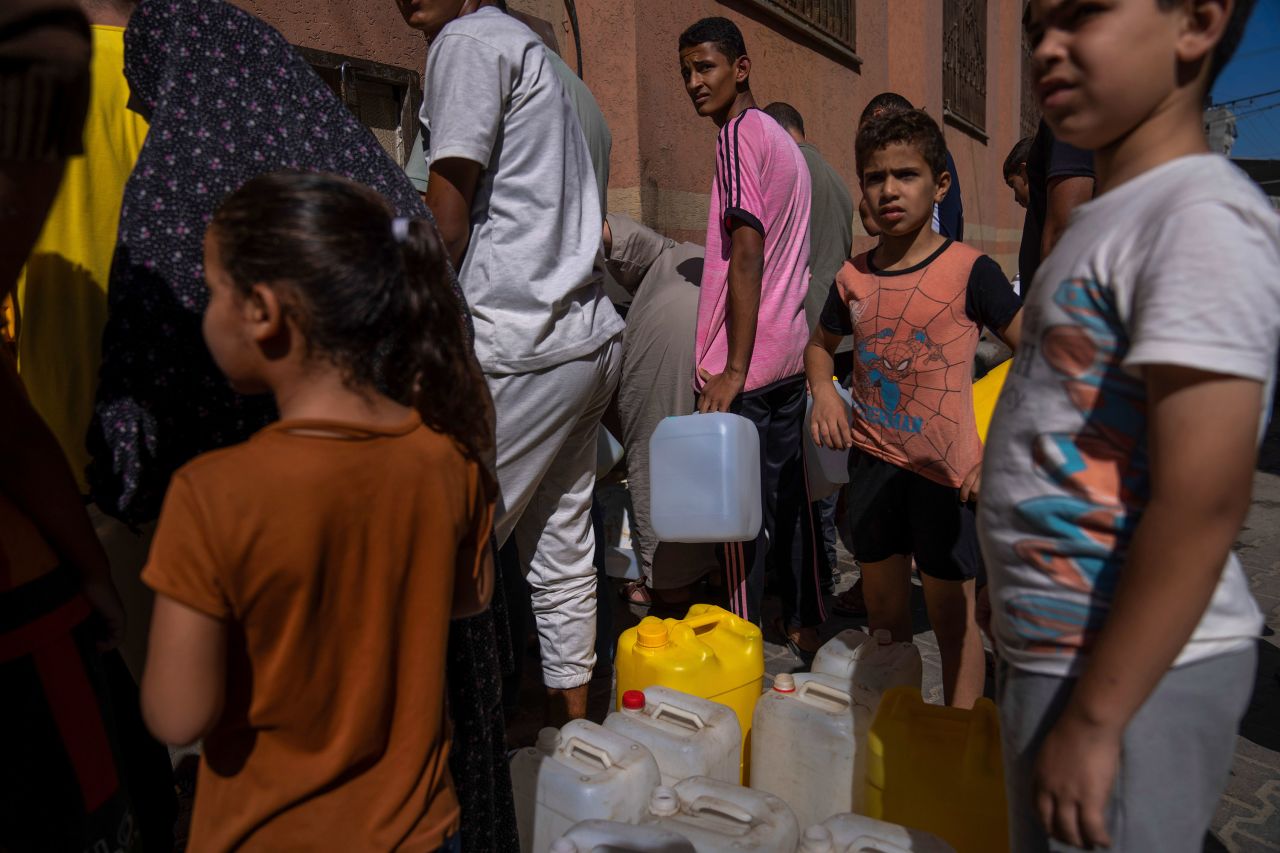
[797,679,852,710]
[653,702,706,731]
[564,737,614,770]
[688,795,754,824]
[682,611,726,633]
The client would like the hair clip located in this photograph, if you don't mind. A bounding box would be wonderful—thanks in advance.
[391,217,411,244]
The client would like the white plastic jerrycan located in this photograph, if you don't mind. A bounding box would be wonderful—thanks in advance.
[798,814,955,853]
[510,720,661,853]
[749,673,876,829]
[649,413,761,543]
[644,777,799,853]
[811,629,923,706]
[551,820,696,853]
[804,380,853,500]
[604,687,742,787]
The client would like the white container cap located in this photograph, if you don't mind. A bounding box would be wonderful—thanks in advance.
[650,787,680,817]
[773,673,796,693]
[800,824,836,853]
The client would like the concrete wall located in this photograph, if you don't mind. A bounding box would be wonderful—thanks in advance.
[235,0,1028,274]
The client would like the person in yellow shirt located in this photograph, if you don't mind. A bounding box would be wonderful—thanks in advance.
[14,0,148,491]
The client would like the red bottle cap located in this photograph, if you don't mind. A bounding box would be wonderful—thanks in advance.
[622,690,646,710]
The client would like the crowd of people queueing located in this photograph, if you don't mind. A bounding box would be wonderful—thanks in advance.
[1,0,1276,851]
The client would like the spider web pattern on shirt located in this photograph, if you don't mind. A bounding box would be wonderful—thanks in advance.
[851,264,976,484]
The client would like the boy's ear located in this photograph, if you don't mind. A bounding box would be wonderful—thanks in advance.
[934,169,953,205]
[244,282,285,343]
[734,54,751,85]
[1177,0,1230,68]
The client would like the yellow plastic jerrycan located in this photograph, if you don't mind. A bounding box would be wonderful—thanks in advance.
[615,604,763,782]
[865,687,1008,853]
[973,358,1011,444]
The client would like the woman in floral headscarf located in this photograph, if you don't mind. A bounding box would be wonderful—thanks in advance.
[90,1,515,848]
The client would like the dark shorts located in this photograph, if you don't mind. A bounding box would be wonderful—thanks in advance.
[844,447,981,582]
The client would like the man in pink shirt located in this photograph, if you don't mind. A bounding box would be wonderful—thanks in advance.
[679,16,823,653]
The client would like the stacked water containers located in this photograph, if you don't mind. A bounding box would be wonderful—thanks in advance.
[603,687,741,787]
[749,672,876,829]
[509,720,660,853]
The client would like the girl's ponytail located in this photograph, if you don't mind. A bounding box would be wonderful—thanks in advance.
[393,217,495,482]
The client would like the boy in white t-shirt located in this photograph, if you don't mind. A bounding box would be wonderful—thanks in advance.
[979,1,1275,850]
[396,0,624,722]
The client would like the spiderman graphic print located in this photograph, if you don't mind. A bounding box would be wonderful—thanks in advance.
[820,239,1019,489]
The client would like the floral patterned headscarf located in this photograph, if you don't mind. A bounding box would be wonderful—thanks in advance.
[89,0,469,523]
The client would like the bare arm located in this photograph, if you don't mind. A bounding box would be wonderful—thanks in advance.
[805,324,852,450]
[142,594,227,746]
[424,157,482,270]
[698,221,762,412]
[1033,365,1261,848]
[1040,175,1093,261]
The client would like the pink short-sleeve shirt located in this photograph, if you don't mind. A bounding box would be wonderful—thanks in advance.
[694,109,811,394]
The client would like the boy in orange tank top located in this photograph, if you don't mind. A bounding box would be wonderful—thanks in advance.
[806,110,1022,707]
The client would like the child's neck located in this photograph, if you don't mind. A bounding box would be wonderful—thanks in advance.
[270,364,412,428]
[1093,89,1210,196]
[873,223,947,272]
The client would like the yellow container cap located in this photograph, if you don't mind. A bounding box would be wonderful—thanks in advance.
[637,617,669,648]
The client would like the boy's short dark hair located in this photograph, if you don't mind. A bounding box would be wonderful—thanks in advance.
[1003,136,1034,178]
[859,92,913,125]
[856,108,948,181]
[678,17,747,62]
[1154,0,1256,86]
[762,102,804,137]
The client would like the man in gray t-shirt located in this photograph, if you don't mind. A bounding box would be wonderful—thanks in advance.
[397,0,624,720]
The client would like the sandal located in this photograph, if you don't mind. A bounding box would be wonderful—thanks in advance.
[619,580,654,607]
[831,576,867,618]
[771,617,821,663]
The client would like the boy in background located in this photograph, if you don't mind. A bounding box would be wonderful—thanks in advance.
[979,0,1274,849]
[678,17,824,652]
[808,109,1021,707]
[1004,136,1033,209]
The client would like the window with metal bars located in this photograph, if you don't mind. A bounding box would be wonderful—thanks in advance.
[739,0,858,64]
[297,47,423,169]
[943,0,988,139]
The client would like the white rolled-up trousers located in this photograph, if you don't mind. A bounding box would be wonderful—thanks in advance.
[489,335,622,690]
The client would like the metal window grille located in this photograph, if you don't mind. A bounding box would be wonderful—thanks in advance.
[739,0,858,64]
[297,47,423,169]
[1020,31,1040,138]
[943,0,988,138]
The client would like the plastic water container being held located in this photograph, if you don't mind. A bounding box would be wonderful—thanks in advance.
[865,688,1008,853]
[649,413,761,542]
[616,604,764,781]
[550,820,696,853]
[804,379,853,500]
[799,814,955,853]
[509,720,661,853]
[750,673,875,829]
[811,629,923,706]
[644,777,800,853]
[604,686,742,786]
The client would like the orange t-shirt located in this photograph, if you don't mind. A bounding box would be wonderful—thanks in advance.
[824,240,1017,488]
[142,413,492,851]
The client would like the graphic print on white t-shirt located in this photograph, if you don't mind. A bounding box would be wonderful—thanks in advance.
[977,154,1278,677]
